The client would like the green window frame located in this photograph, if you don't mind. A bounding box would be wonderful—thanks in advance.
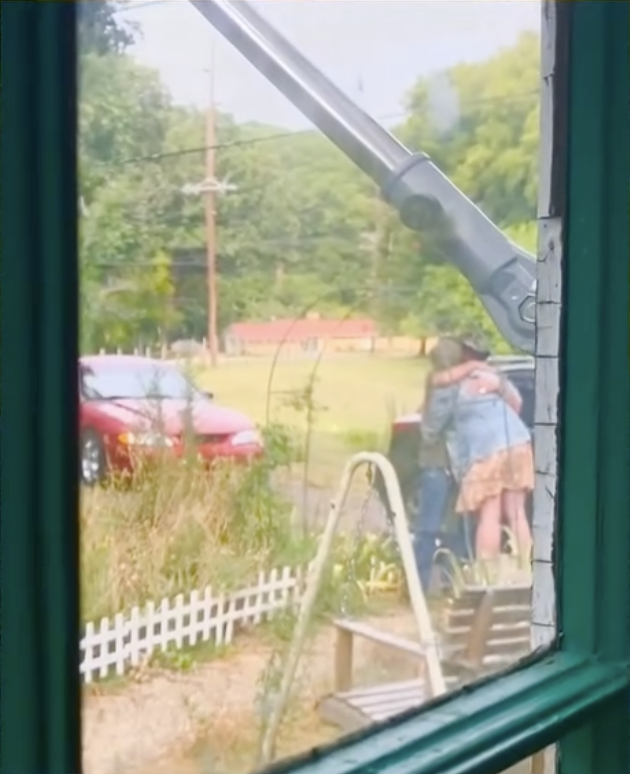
[1,2,628,774]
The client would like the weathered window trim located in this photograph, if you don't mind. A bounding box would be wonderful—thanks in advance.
[1,2,627,774]
[531,0,564,654]
[2,3,81,773]
[553,3,630,772]
[263,653,625,774]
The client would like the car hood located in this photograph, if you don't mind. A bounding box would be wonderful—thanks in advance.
[95,397,255,436]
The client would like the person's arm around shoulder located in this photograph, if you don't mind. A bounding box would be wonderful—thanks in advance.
[430,359,491,387]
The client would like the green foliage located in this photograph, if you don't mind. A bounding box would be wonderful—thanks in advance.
[504,221,538,254]
[400,32,540,226]
[378,31,540,344]
[78,1,137,56]
[81,449,300,621]
[78,27,540,352]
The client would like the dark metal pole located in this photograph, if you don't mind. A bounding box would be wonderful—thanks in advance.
[188,0,409,185]
[188,0,537,353]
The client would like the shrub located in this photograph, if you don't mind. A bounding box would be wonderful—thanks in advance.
[80,446,306,621]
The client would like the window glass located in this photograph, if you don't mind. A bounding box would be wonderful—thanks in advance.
[82,363,198,400]
[78,2,554,773]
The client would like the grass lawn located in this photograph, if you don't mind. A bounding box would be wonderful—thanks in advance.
[194,355,428,487]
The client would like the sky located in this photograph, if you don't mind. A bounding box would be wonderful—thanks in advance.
[121,0,541,129]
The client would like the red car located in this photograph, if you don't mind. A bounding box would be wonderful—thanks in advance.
[79,355,263,486]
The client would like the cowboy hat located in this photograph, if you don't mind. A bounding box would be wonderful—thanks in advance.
[455,330,491,360]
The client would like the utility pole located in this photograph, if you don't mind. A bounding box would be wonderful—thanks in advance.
[205,52,218,367]
[181,41,236,367]
[360,190,388,286]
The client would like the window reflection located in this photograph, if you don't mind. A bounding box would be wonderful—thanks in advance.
[79,2,551,773]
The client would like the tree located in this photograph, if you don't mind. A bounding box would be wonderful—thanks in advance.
[373,31,541,348]
[162,116,377,334]
[79,52,180,350]
[77,29,542,352]
[78,1,138,56]
[401,32,540,227]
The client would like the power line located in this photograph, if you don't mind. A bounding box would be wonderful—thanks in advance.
[98,111,408,167]
[96,92,538,169]
[113,1,168,15]
[100,130,302,168]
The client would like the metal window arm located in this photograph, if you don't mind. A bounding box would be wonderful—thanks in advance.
[188,0,536,353]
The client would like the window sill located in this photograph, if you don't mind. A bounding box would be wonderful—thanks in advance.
[265,651,628,774]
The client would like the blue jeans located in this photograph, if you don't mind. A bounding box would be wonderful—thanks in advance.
[413,467,474,591]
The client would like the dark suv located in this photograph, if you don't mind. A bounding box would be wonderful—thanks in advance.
[376,355,535,518]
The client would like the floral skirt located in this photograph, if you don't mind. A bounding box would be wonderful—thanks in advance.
[456,442,535,514]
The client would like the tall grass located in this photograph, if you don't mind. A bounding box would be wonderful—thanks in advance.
[434,528,533,592]
[80,428,313,621]
[79,406,405,624]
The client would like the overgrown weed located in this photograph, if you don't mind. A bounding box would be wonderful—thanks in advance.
[434,528,533,592]
[81,423,309,621]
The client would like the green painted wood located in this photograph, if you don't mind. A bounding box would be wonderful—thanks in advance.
[557,2,629,773]
[0,3,627,774]
[557,0,630,662]
[0,3,81,773]
[264,654,626,774]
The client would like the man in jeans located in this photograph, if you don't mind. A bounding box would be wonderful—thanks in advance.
[414,335,490,591]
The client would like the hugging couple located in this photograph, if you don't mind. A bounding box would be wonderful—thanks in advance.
[414,334,534,590]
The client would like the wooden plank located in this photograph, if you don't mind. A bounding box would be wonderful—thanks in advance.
[463,590,495,667]
[439,587,532,683]
[327,680,428,725]
[452,586,531,609]
[350,687,426,712]
[318,695,371,732]
[445,619,530,635]
[442,651,528,679]
[351,691,425,711]
[448,605,531,628]
[332,619,425,658]
[445,628,531,646]
[319,681,425,729]
[321,585,534,735]
[448,639,532,660]
[445,627,530,654]
[450,600,531,612]
[447,630,531,645]
[444,586,531,669]
[456,584,532,595]
[334,626,353,691]
[336,679,425,701]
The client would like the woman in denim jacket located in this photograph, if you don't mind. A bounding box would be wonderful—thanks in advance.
[422,339,534,564]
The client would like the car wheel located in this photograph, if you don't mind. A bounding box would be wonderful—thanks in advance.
[80,429,107,487]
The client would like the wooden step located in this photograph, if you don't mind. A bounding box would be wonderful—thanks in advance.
[318,677,459,731]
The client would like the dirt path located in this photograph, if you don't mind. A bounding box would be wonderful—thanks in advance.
[288,480,388,532]
[83,610,420,774]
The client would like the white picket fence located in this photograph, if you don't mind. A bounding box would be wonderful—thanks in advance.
[80,565,304,683]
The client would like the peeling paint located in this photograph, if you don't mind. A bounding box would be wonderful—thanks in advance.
[533,1,561,660]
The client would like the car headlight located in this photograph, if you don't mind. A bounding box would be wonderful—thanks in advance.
[118,432,175,448]
[230,429,263,447]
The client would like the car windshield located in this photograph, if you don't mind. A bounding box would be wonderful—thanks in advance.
[82,364,201,401]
